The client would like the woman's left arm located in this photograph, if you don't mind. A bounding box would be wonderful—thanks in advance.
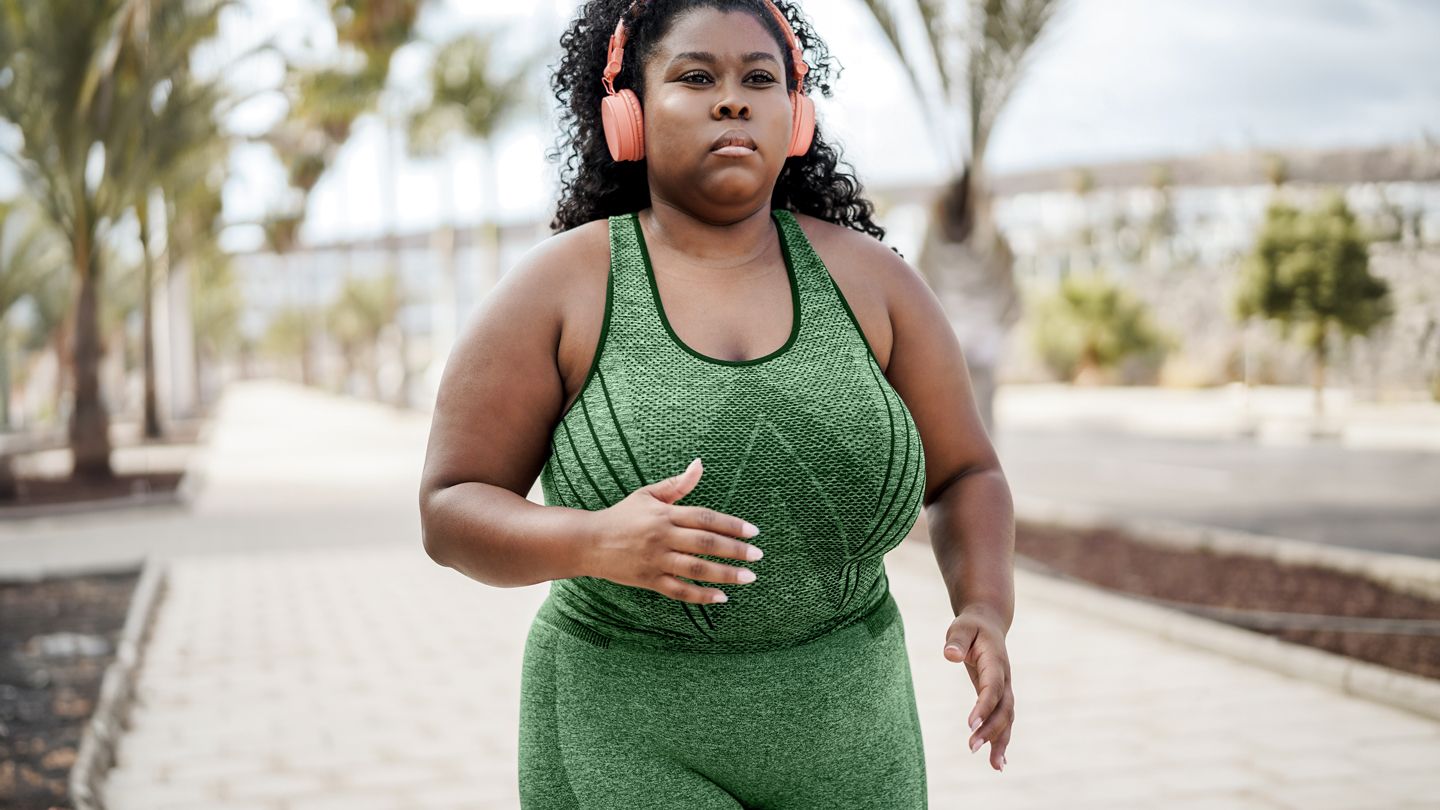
[871,239,1016,774]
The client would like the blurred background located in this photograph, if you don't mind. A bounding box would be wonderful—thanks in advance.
[2,1,1439,809]
[3,0,1439,477]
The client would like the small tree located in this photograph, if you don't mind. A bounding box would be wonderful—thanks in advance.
[260,307,311,382]
[326,274,395,399]
[1234,190,1394,424]
[1029,270,1172,385]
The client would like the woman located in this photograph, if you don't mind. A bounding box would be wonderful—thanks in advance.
[418,1,1017,806]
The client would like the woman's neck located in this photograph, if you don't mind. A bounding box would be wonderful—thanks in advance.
[640,199,777,271]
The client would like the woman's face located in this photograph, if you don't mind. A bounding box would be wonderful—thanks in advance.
[639,8,793,219]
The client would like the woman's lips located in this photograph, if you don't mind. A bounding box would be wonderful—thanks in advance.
[711,145,757,157]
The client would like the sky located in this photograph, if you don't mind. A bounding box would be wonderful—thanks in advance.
[3,0,1438,252]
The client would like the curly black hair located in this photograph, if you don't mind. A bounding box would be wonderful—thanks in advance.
[545,0,890,247]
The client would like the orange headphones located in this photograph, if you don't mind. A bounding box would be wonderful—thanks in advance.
[599,0,816,162]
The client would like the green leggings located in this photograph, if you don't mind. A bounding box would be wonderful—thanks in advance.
[517,590,928,809]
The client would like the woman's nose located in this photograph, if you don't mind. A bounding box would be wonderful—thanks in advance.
[714,99,750,119]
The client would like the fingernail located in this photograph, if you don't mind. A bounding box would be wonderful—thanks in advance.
[742,522,760,538]
[969,716,982,731]
[712,591,727,603]
[746,545,764,561]
[970,737,982,753]
[692,457,702,469]
[737,568,756,583]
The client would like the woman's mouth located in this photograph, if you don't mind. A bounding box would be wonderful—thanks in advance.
[709,128,758,157]
[711,145,757,157]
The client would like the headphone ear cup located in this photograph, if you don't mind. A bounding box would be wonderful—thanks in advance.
[601,88,645,161]
[788,92,815,158]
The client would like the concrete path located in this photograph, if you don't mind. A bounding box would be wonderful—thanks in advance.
[7,380,1437,809]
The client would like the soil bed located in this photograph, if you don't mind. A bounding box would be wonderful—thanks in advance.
[0,570,140,809]
[1,421,201,513]
[1015,519,1440,680]
[1,471,185,511]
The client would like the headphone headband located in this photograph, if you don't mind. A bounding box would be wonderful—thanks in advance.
[602,0,808,97]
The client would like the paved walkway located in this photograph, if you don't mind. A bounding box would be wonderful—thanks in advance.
[8,380,1438,809]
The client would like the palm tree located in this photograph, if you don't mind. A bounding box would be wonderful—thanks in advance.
[260,0,426,406]
[160,129,231,417]
[18,259,74,428]
[326,273,396,399]
[0,0,136,478]
[262,63,383,389]
[0,202,67,433]
[330,0,426,407]
[261,214,312,384]
[188,249,243,404]
[107,0,233,440]
[860,0,1065,434]
[0,0,231,477]
[0,201,68,500]
[406,30,541,378]
[261,306,312,383]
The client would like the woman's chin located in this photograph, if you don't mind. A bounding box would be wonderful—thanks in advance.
[695,171,771,201]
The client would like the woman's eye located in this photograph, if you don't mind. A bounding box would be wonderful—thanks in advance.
[679,72,777,84]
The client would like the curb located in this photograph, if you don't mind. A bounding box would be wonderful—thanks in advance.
[68,553,169,810]
[0,410,216,527]
[1016,563,1440,723]
[0,450,208,526]
[1014,494,1440,602]
[172,411,217,507]
[1011,496,1440,723]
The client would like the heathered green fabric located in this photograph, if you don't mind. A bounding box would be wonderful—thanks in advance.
[519,209,929,807]
[518,590,927,809]
[535,208,927,654]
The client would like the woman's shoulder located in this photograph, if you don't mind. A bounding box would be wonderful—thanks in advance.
[788,211,909,277]
[521,217,611,276]
[521,218,611,405]
[502,218,611,310]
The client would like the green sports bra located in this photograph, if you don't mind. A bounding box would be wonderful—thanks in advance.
[537,208,926,653]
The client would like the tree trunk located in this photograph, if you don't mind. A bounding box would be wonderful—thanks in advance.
[140,198,163,439]
[53,308,72,421]
[367,340,383,401]
[286,252,315,387]
[383,112,411,408]
[915,171,1023,440]
[0,315,11,431]
[70,230,114,481]
[0,452,15,501]
[188,260,206,410]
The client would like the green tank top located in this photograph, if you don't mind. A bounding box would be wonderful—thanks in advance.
[537,208,925,653]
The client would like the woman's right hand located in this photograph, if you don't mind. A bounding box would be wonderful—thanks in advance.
[586,458,763,605]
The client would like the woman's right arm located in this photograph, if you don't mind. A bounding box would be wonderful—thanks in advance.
[418,231,764,601]
[417,236,589,588]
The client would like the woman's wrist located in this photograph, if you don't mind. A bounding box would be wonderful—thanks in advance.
[957,601,1011,634]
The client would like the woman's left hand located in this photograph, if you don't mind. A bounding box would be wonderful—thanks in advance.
[943,605,1013,772]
